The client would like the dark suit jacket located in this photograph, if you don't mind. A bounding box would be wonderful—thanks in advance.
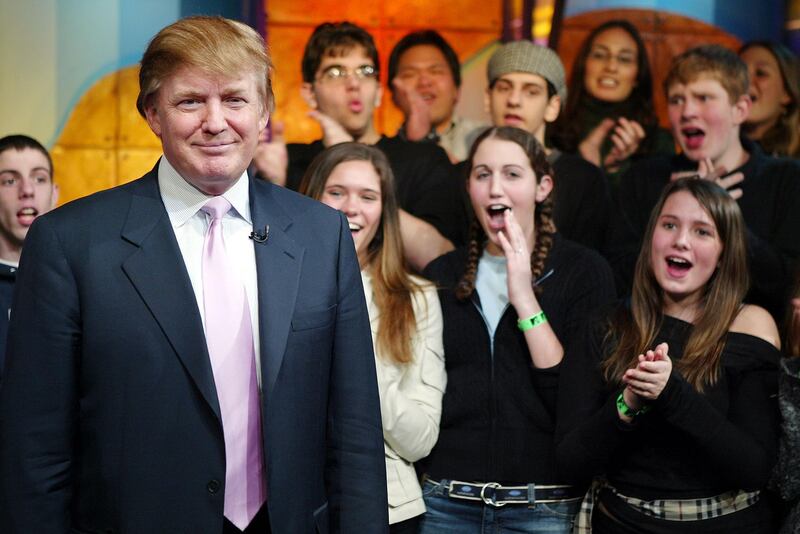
[0,168,389,533]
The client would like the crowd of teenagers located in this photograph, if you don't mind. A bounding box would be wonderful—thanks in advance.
[251,20,800,533]
[2,15,800,534]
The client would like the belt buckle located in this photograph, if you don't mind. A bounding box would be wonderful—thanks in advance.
[480,482,506,507]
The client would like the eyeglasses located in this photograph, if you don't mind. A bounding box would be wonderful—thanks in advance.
[317,64,378,84]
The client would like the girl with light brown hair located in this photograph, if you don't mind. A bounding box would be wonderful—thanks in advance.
[300,142,445,534]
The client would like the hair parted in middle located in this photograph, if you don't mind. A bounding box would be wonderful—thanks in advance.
[456,126,557,301]
[301,21,380,83]
[298,142,425,365]
[602,178,748,391]
[551,19,658,154]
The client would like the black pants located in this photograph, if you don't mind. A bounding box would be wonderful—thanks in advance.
[389,514,421,534]
[223,505,270,534]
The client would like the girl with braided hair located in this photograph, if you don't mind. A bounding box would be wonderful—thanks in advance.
[418,126,615,533]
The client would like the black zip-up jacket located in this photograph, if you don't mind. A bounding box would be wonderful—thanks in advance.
[420,234,615,484]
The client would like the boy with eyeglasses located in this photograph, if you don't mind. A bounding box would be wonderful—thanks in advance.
[255,22,459,269]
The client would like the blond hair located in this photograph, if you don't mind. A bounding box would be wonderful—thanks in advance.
[137,16,274,117]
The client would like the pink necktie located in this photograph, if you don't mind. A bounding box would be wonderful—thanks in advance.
[201,197,266,530]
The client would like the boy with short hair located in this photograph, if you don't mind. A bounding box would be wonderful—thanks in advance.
[388,29,487,162]
[617,44,800,318]
[0,134,58,371]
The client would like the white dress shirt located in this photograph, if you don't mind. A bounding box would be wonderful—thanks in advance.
[157,157,262,386]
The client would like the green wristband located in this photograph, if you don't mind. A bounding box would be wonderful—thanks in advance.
[517,311,547,332]
[616,392,651,418]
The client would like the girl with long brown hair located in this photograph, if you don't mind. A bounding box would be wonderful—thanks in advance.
[557,178,782,533]
[300,142,446,534]
[417,126,615,533]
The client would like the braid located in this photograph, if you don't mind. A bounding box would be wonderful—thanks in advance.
[456,218,485,301]
[529,195,556,294]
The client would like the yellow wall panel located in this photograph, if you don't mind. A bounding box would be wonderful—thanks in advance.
[383,0,501,30]
[268,1,381,26]
[118,149,162,184]
[118,66,160,149]
[51,147,115,205]
[58,71,118,149]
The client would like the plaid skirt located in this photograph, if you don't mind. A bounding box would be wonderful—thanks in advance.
[572,479,760,533]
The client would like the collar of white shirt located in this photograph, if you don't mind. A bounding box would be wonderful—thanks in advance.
[157,157,252,227]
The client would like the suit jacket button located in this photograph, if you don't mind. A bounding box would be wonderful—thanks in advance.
[207,479,221,494]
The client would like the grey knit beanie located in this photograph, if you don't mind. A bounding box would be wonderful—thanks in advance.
[487,40,567,102]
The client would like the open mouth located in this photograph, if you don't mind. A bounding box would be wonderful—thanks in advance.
[681,127,705,150]
[598,77,618,88]
[17,207,39,225]
[666,256,692,277]
[348,100,364,113]
[503,114,524,125]
[348,221,363,236]
[486,204,510,230]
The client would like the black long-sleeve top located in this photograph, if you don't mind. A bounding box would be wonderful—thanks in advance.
[556,307,780,501]
[420,235,615,485]
[612,138,800,319]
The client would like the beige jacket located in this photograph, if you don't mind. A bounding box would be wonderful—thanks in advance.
[362,272,446,524]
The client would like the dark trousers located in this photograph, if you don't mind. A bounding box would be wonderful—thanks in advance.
[223,505,270,534]
[390,514,421,534]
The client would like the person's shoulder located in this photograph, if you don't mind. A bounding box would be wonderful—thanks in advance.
[422,248,465,287]
[255,177,339,222]
[550,234,611,270]
[553,151,602,175]
[729,304,781,349]
[378,135,450,164]
[547,235,615,288]
[756,152,800,179]
[45,172,153,224]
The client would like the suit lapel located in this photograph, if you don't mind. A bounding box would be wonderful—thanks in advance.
[250,179,303,402]
[120,171,221,421]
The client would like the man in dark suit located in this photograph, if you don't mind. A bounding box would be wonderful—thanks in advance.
[0,16,388,534]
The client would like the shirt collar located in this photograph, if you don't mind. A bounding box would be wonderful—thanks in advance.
[157,156,252,227]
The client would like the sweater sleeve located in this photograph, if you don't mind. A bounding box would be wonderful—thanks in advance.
[555,312,640,485]
[653,350,780,490]
[377,284,446,463]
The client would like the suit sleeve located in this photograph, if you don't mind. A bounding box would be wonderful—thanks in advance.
[326,212,389,533]
[0,216,80,532]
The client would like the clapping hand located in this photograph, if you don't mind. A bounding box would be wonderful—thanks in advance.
[670,157,743,200]
[579,117,645,170]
